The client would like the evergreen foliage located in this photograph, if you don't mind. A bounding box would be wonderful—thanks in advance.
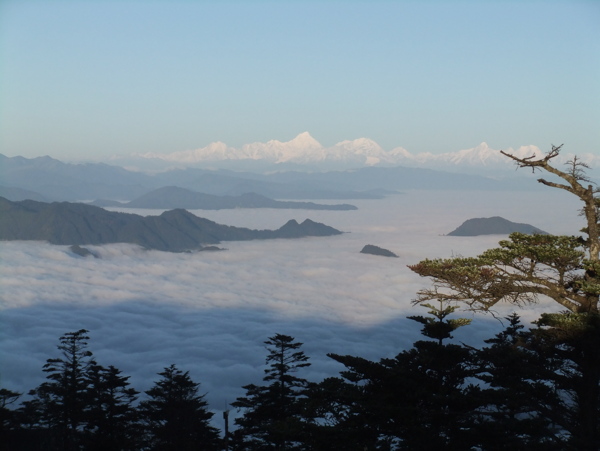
[409,146,600,448]
[410,146,600,314]
[28,329,95,450]
[84,364,140,451]
[232,334,311,450]
[407,300,472,345]
[139,364,220,451]
[322,302,478,450]
[529,312,600,450]
[0,388,21,432]
[472,314,564,449]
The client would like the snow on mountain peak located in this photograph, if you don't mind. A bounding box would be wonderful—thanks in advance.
[326,138,384,165]
[446,142,501,165]
[508,145,545,160]
[133,133,598,172]
[240,132,324,162]
[333,138,382,153]
[433,142,545,167]
[289,131,323,149]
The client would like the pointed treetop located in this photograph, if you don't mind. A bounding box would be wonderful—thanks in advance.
[408,300,472,345]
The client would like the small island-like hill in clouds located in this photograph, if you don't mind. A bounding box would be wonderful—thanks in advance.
[447,216,548,236]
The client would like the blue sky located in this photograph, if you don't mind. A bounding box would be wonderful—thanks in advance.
[0,0,598,161]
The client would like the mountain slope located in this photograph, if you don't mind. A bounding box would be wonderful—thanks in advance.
[0,197,343,252]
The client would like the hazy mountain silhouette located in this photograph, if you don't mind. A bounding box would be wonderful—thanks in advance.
[0,153,537,205]
[0,154,153,201]
[447,216,548,236]
[0,185,49,202]
[90,187,357,210]
[0,197,343,252]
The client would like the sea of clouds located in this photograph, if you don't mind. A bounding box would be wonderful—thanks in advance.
[0,188,582,422]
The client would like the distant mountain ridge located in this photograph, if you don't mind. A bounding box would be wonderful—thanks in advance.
[91,187,357,210]
[0,153,153,201]
[0,153,528,204]
[0,185,49,202]
[0,197,343,252]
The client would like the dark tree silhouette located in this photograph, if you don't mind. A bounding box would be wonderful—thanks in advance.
[325,302,477,450]
[0,388,21,431]
[83,363,141,451]
[232,333,311,450]
[139,364,220,451]
[528,312,600,450]
[1,388,52,451]
[301,375,375,450]
[27,329,96,450]
[472,314,564,450]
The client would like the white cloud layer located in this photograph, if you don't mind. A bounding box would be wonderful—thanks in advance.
[0,189,583,420]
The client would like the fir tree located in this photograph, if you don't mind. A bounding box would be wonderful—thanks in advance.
[472,314,564,450]
[325,302,477,450]
[139,364,220,451]
[528,312,600,450]
[29,329,96,450]
[232,333,311,450]
[83,364,141,451]
[0,388,21,431]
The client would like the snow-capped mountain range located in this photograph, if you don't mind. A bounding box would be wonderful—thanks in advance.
[135,132,599,173]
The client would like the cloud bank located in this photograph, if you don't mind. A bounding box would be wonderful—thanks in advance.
[0,189,582,419]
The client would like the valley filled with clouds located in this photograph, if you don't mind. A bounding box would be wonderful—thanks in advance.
[0,189,581,418]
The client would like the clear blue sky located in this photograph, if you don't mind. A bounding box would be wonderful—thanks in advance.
[0,0,598,161]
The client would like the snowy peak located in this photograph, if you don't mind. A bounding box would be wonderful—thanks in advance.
[445,142,520,166]
[288,131,323,150]
[329,138,385,165]
[239,132,323,163]
[401,142,547,168]
[133,133,599,172]
[139,132,391,166]
[139,141,235,163]
[333,137,382,153]
[451,142,497,164]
